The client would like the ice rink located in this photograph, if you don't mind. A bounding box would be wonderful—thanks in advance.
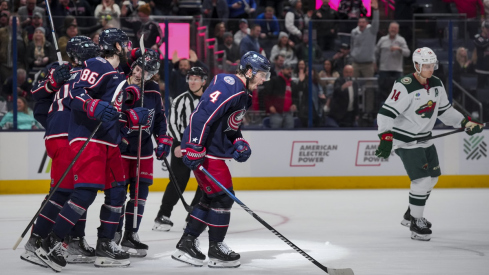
[1,189,488,275]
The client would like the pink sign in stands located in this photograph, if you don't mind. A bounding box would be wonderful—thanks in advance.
[157,23,190,60]
[316,0,371,17]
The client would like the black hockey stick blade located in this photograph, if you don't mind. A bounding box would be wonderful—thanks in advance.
[198,166,354,275]
[163,157,193,213]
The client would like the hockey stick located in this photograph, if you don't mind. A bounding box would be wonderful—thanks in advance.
[162,157,193,213]
[198,166,354,275]
[44,0,63,63]
[133,35,145,228]
[13,80,127,250]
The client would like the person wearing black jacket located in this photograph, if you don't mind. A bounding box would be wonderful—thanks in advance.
[326,65,359,127]
[313,0,339,51]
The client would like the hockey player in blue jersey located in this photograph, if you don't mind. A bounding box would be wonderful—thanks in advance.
[114,49,173,257]
[171,51,271,268]
[24,36,100,267]
[35,28,150,272]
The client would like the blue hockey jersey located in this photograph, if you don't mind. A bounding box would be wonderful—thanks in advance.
[120,80,168,158]
[181,74,251,159]
[69,57,127,146]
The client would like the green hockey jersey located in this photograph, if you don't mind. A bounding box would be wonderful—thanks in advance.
[377,73,464,148]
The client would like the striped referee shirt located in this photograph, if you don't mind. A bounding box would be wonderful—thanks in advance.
[168,90,201,145]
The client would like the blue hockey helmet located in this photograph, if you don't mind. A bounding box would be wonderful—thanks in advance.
[239,51,271,81]
[98,28,129,53]
[131,49,161,80]
[66,36,100,65]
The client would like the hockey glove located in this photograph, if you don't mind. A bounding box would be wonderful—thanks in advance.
[84,99,119,122]
[375,131,393,159]
[232,138,252,162]
[182,143,206,170]
[461,116,484,136]
[124,107,150,128]
[125,84,141,106]
[155,135,173,160]
[128,48,145,63]
[48,64,71,92]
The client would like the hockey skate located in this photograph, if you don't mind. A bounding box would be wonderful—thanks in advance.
[20,234,47,268]
[34,232,67,272]
[120,231,148,257]
[113,231,122,245]
[65,236,96,264]
[94,238,130,268]
[153,215,173,231]
[410,216,432,241]
[208,241,240,268]
[401,207,432,228]
[171,233,206,267]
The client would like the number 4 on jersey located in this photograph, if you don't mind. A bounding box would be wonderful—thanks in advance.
[391,90,400,101]
[209,91,221,103]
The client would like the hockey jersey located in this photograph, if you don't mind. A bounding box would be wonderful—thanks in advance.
[69,57,127,146]
[120,80,168,158]
[377,73,464,149]
[181,74,251,159]
[31,62,59,128]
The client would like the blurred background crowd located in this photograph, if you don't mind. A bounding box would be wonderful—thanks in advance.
[0,0,488,130]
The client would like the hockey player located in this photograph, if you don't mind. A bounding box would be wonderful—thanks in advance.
[114,49,173,257]
[375,47,484,241]
[24,36,100,267]
[153,66,207,231]
[171,51,271,268]
[35,28,150,272]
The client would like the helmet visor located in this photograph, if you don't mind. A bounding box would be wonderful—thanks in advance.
[256,71,271,82]
[421,61,439,71]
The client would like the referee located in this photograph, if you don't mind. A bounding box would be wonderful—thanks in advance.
[153,67,207,231]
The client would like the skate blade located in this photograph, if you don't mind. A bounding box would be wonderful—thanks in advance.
[20,251,48,268]
[208,258,240,268]
[400,219,410,227]
[66,254,96,264]
[121,246,147,258]
[94,257,130,268]
[152,223,172,231]
[34,247,64,272]
[411,232,431,241]
[171,250,204,267]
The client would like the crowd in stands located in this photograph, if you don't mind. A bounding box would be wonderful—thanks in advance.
[0,0,488,129]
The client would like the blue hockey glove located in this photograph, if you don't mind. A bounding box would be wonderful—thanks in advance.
[375,132,393,158]
[84,99,118,122]
[232,138,252,162]
[155,135,173,160]
[461,116,484,136]
[124,107,150,128]
[182,143,206,170]
[125,84,141,106]
[48,64,71,92]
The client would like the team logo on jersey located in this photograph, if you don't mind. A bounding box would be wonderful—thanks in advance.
[225,108,246,132]
[415,100,437,119]
[113,89,124,112]
[401,77,412,85]
[224,76,235,85]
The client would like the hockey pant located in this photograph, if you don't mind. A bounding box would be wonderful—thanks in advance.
[185,191,235,242]
[117,182,150,233]
[97,185,126,239]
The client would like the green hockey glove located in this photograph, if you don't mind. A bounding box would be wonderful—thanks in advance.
[375,132,393,158]
[461,116,484,136]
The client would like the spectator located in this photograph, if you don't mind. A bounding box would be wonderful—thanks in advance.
[375,21,410,108]
[0,10,9,28]
[294,67,325,127]
[319,59,339,110]
[473,20,489,89]
[52,1,100,36]
[313,0,339,51]
[1,69,32,102]
[214,22,226,47]
[264,62,297,129]
[24,12,44,42]
[260,0,285,19]
[121,0,146,28]
[445,0,485,39]
[175,0,203,16]
[285,0,308,44]
[332,43,352,75]
[27,27,56,72]
[133,3,163,50]
[221,32,240,71]
[295,30,323,64]
[270,32,297,66]
[233,18,250,45]
[202,0,229,32]
[0,95,7,119]
[0,96,41,130]
[91,31,101,44]
[0,0,8,12]
[338,0,367,33]
[169,50,209,100]
[17,0,45,28]
[95,0,122,29]
[453,47,477,110]
[350,0,379,78]
[57,16,79,62]
[270,54,286,77]
[292,59,307,80]
[326,65,359,127]
[227,0,257,33]
[239,24,261,56]
[255,6,280,39]
[0,16,28,83]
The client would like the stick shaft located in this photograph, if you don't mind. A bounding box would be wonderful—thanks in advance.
[44,0,63,63]
[163,157,192,212]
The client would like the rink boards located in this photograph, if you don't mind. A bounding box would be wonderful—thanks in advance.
[0,130,488,194]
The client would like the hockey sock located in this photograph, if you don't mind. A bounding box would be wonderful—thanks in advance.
[185,203,210,237]
[33,191,71,238]
[70,211,87,238]
[124,182,150,232]
[207,193,234,242]
[98,185,125,239]
[116,205,125,233]
[425,177,439,202]
[409,177,432,218]
[52,188,97,240]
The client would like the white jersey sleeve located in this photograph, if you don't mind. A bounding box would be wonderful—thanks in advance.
[436,82,464,128]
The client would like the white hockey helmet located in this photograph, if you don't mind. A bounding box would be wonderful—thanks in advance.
[412,47,439,73]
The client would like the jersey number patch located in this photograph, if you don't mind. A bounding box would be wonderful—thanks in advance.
[209,91,222,103]
[391,90,401,101]
[80,69,99,85]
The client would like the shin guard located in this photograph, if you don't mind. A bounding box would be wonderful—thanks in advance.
[208,194,234,242]
[185,203,210,237]
[98,186,126,239]
[33,191,71,238]
[124,183,149,232]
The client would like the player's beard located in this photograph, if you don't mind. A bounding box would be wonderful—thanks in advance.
[118,51,128,65]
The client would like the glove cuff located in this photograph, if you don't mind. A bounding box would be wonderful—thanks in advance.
[184,144,206,160]
[84,99,101,119]
[157,135,173,145]
[233,137,249,146]
[379,132,393,141]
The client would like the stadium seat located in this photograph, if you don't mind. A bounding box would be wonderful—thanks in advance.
[416,38,441,49]
[460,75,478,92]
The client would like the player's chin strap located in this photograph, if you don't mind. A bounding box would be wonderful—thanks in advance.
[190,85,204,95]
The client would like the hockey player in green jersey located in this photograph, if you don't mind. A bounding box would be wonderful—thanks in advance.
[375,47,484,241]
